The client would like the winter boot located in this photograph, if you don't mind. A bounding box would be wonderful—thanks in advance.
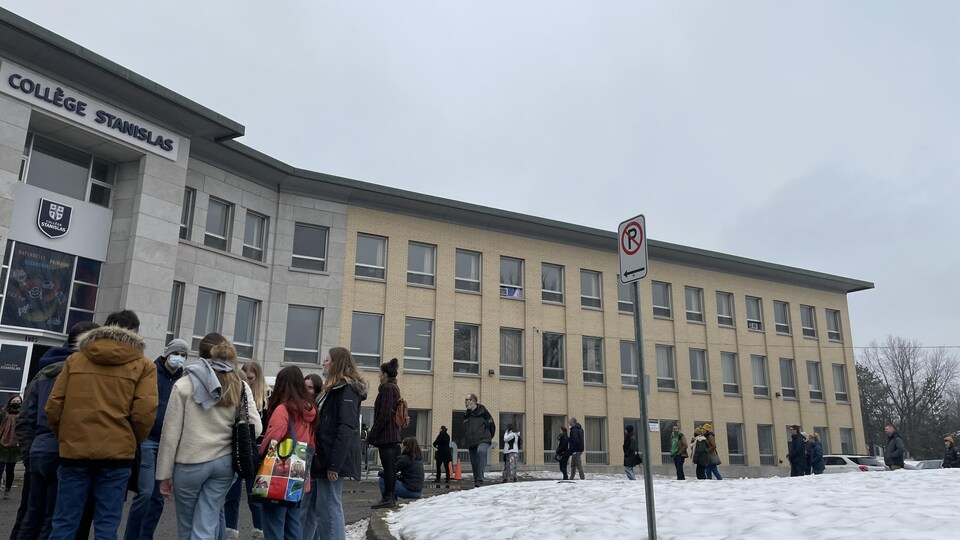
[371,493,397,509]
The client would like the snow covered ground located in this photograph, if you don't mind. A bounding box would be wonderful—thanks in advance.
[385,469,959,539]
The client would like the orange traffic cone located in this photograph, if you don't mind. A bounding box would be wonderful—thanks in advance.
[453,459,462,480]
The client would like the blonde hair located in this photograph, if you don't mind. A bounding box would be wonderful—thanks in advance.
[206,339,240,408]
[323,347,364,391]
[242,361,268,411]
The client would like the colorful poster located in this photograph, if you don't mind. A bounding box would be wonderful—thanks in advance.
[1,242,74,332]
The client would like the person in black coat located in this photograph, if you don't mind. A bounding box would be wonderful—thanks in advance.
[369,358,402,508]
[568,418,585,480]
[432,426,452,483]
[557,426,570,480]
[787,425,806,477]
[379,437,425,499]
[942,436,960,468]
[884,425,906,470]
[314,347,368,537]
[623,425,641,480]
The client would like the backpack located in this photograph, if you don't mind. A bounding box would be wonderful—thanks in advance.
[394,397,410,429]
[694,438,710,466]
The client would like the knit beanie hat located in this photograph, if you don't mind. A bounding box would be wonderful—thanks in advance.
[164,338,189,357]
[946,436,955,444]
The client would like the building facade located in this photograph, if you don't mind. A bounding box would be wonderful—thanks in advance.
[0,8,872,476]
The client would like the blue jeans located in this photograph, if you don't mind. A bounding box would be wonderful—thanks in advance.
[261,503,302,540]
[48,464,131,540]
[469,443,490,484]
[378,478,421,499]
[706,462,723,480]
[124,440,165,540]
[300,478,322,540]
[624,466,636,480]
[172,455,235,540]
[224,474,262,530]
[311,476,345,540]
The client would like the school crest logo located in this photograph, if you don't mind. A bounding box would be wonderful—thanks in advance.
[37,198,72,238]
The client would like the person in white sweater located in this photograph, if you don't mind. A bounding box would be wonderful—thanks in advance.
[156,333,261,540]
[502,425,520,482]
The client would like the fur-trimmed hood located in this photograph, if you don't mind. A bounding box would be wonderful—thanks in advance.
[76,325,146,366]
[326,377,369,401]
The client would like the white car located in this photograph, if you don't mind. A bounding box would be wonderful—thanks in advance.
[904,459,943,470]
[822,454,887,473]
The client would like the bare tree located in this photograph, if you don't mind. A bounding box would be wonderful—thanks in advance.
[859,336,959,459]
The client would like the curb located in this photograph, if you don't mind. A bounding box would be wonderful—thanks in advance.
[366,508,396,540]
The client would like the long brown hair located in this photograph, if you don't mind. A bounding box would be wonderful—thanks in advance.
[199,332,240,408]
[242,361,267,411]
[401,436,421,461]
[323,347,364,391]
[268,366,317,429]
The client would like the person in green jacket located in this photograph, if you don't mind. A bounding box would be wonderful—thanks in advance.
[669,424,687,480]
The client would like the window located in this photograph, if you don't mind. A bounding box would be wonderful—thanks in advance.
[203,198,232,251]
[839,428,855,454]
[800,305,817,338]
[752,355,769,397]
[543,415,567,462]
[242,211,267,262]
[585,417,607,464]
[689,349,708,392]
[826,309,842,341]
[620,341,638,386]
[292,223,328,272]
[582,337,604,384]
[500,413,526,464]
[284,305,322,363]
[773,301,790,334]
[779,358,797,398]
[542,332,565,380]
[407,242,436,286]
[685,287,704,322]
[757,425,776,465]
[807,361,824,400]
[234,297,259,358]
[580,270,602,308]
[0,241,9,307]
[192,288,223,351]
[617,278,633,313]
[746,296,763,330]
[68,256,101,331]
[727,423,745,465]
[350,312,382,368]
[355,234,387,279]
[652,282,672,318]
[656,345,676,390]
[716,292,734,326]
[455,250,481,292]
[814,427,830,454]
[402,409,432,461]
[453,323,480,375]
[541,263,564,303]
[500,257,524,299]
[721,352,739,394]
[180,188,195,240]
[833,364,849,402]
[499,328,524,378]
[404,318,433,371]
[165,281,184,344]
[23,135,115,208]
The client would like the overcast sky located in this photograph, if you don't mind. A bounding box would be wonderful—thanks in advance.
[5,1,958,351]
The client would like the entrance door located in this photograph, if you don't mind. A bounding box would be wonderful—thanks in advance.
[0,341,33,404]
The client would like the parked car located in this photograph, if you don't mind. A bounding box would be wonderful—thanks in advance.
[822,454,887,473]
[904,459,943,470]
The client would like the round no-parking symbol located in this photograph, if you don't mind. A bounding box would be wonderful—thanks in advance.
[618,214,648,283]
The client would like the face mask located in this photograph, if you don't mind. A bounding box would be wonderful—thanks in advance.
[167,354,185,369]
[9,404,20,413]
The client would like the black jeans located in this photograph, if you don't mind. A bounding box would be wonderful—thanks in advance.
[378,444,399,496]
[1,461,15,491]
[435,459,451,481]
[695,464,706,479]
[673,455,686,480]
[559,454,570,480]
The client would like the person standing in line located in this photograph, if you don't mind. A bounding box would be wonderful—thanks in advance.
[884,425,906,471]
[258,366,317,540]
[787,425,806,477]
[502,424,520,483]
[463,393,495,488]
[379,437,424,500]
[156,333,261,540]
[803,432,814,475]
[299,372,325,540]
[623,425,640,480]
[360,424,370,472]
[123,339,187,540]
[432,426,452,483]
[809,433,825,475]
[312,347,366,540]
[702,423,723,480]
[567,418,585,480]
[368,358,402,508]
[0,395,22,499]
[669,424,687,480]
[14,321,98,540]
[557,426,570,480]
[690,428,709,480]
[225,361,268,539]
[46,310,158,540]
[942,436,960,468]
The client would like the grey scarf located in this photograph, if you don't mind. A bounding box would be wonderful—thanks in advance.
[185,357,236,410]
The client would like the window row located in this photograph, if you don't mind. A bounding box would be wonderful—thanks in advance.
[166,283,324,363]
[654,347,850,402]
[634,282,844,341]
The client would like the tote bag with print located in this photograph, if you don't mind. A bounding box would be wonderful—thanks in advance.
[251,409,314,507]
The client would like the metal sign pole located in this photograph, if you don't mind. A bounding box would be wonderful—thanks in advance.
[632,281,657,539]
